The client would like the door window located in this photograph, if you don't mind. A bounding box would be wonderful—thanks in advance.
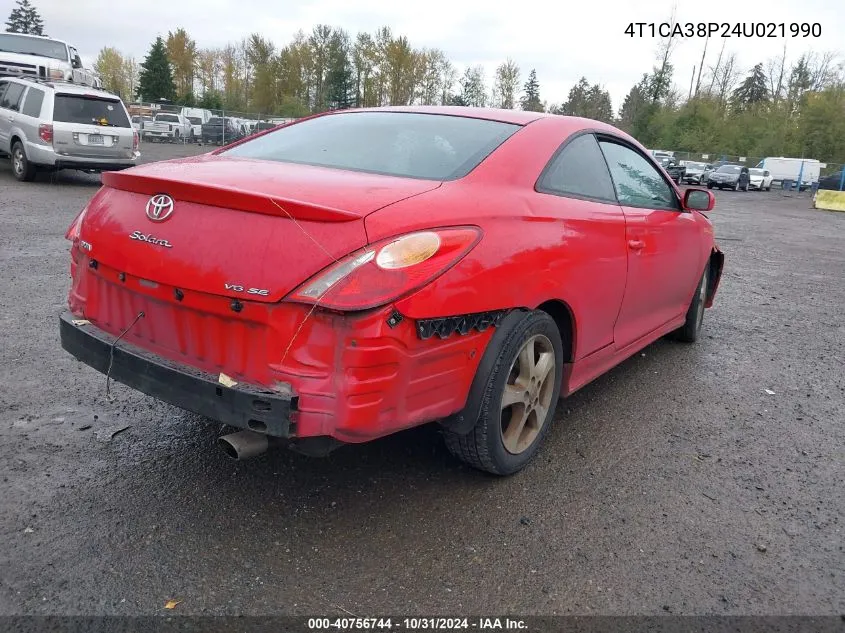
[0,82,26,112]
[537,133,617,202]
[598,140,679,210]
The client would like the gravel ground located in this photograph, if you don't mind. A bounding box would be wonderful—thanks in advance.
[0,141,843,617]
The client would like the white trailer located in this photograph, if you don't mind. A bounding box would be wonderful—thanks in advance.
[755,157,821,189]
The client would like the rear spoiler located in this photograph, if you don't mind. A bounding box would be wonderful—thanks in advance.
[101,170,362,223]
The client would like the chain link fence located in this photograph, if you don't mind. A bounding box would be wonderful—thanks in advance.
[664,151,844,191]
[126,101,297,146]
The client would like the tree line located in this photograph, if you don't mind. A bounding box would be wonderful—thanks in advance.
[6,0,845,164]
[97,26,550,118]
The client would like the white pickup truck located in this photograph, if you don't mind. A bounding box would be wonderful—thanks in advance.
[0,32,101,88]
[143,112,194,142]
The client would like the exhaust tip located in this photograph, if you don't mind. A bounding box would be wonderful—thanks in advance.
[217,430,269,461]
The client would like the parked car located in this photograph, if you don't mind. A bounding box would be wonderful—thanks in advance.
[254,121,278,132]
[652,151,685,183]
[818,170,844,191]
[699,163,717,183]
[0,32,101,88]
[131,115,153,135]
[60,107,724,475]
[707,164,750,191]
[201,116,241,144]
[748,168,773,191]
[0,77,138,181]
[183,107,212,139]
[681,161,708,184]
[143,112,193,142]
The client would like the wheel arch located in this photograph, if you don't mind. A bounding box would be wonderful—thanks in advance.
[535,298,576,363]
[705,246,725,308]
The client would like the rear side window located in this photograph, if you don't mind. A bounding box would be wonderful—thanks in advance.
[21,87,44,117]
[0,82,25,112]
[537,133,617,202]
[223,111,521,180]
[53,95,130,127]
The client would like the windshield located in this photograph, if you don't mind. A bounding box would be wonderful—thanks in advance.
[750,168,764,176]
[156,114,179,122]
[223,112,521,180]
[0,33,68,61]
[53,95,130,127]
[717,165,741,173]
[687,162,706,169]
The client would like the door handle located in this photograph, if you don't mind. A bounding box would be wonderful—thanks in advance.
[628,239,645,250]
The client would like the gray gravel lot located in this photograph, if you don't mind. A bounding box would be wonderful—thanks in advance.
[0,141,843,617]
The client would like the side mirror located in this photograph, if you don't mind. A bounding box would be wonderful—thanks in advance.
[72,55,82,69]
[684,188,715,212]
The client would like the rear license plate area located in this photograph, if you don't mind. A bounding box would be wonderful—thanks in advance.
[88,134,104,145]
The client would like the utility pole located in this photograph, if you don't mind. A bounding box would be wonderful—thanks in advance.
[688,65,696,101]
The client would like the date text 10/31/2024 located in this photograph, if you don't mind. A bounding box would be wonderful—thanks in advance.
[624,22,821,38]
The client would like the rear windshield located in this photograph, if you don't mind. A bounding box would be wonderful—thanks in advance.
[53,95,130,127]
[0,33,68,61]
[156,114,179,122]
[207,117,222,125]
[187,117,201,124]
[222,111,521,180]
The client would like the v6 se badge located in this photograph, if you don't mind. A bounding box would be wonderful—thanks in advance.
[225,283,270,296]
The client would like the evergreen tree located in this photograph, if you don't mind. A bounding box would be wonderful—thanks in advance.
[325,31,354,110]
[731,63,769,109]
[137,37,176,102]
[560,77,614,122]
[5,0,45,35]
[520,69,543,112]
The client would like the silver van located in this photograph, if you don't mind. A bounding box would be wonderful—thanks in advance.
[0,77,139,182]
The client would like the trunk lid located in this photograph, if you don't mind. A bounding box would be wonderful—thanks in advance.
[80,156,442,303]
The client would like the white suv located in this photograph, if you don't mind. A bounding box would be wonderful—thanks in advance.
[0,77,139,181]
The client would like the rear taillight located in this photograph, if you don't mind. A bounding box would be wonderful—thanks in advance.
[65,205,89,242]
[133,130,139,151]
[39,123,53,144]
[286,227,482,311]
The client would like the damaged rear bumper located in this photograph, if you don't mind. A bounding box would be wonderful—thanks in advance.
[59,312,294,437]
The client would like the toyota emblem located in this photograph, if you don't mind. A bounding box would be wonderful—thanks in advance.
[145,194,175,222]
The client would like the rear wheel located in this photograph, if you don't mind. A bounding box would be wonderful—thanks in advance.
[11,141,36,182]
[672,265,709,343]
[443,310,563,476]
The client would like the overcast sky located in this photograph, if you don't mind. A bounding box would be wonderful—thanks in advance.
[29,0,845,110]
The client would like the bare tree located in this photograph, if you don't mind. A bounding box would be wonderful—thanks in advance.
[714,52,741,108]
[707,38,726,95]
[766,45,788,102]
[694,35,709,97]
[649,4,680,104]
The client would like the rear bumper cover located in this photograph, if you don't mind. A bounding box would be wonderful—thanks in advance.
[59,312,294,437]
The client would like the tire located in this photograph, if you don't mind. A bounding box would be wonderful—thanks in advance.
[671,265,709,343]
[443,310,564,476]
[11,141,36,182]
[707,182,713,189]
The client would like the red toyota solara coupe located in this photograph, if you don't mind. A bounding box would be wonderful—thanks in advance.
[60,106,723,475]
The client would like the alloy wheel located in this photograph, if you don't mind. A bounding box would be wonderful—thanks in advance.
[13,148,24,176]
[500,334,556,455]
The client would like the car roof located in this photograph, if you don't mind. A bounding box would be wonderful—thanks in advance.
[2,77,122,100]
[0,32,68,44]
[341,105,551,125]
